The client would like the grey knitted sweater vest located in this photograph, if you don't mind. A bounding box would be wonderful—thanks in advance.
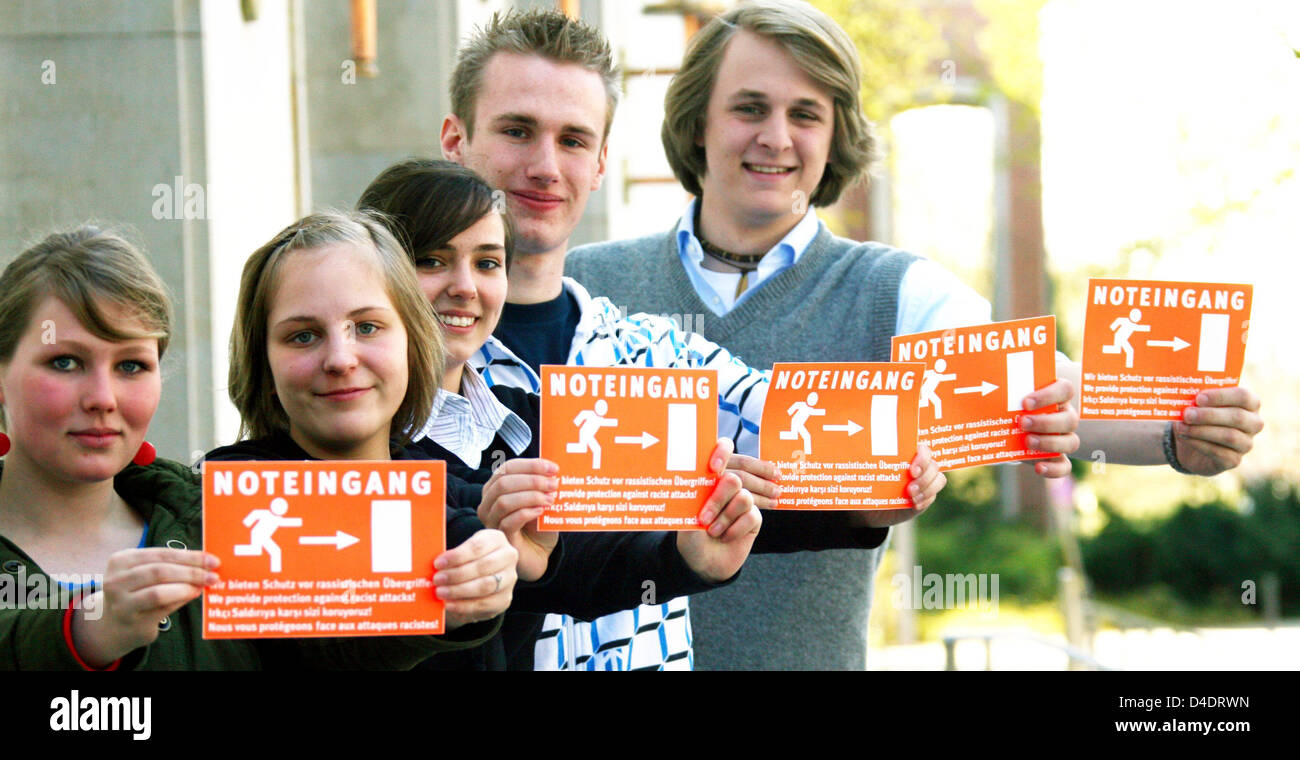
[566,224,916,670]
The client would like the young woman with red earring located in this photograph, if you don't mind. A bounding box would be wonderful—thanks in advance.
[0,226,500,669]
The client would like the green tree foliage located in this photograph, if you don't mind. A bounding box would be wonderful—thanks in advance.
[1082,478,1300,616]
[813,0,1051,117]
[916,468,1060,602]
[973,0,1048,111]
[809,0,947,121]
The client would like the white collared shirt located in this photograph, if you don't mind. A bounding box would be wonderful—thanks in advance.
[674,199,997,336]
[414,365,530,469]
[676,198,821,314]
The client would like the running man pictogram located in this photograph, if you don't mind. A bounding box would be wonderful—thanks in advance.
[566,399,619,469]
[233,497,303,573]
[779,391,827,455]
[919,358,958,419]
[1102,308,1151,368]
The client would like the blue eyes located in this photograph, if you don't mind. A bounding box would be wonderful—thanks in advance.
[48,356,151,375]
[287,323,380,346]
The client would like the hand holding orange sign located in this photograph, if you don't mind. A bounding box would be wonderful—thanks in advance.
[1080,279,1252,421]
[539,366,719,531]
[477,458,560,581]
[1170,386,1264,475]
[760,362,924,509]
[203,461,448,639]
[891,316,1062,471]
[1018,377,1081,478]
[72,548,221,668]
[432,528,518,630]
[726,445,947,519]
[675,438,762,583]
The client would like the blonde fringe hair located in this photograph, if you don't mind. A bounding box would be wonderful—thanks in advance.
[0,225,172,429]
[228,210,444,447]
[450,7,620,140]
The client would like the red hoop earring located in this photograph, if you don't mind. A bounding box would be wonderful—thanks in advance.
[0,432,9,457]
[132,441,156,466]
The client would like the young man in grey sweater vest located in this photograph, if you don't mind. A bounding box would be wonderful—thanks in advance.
[565,1,1263,669]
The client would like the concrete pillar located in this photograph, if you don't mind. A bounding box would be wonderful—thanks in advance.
[0,0,294,461]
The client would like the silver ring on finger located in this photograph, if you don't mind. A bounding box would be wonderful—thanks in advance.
[492,573,502,593]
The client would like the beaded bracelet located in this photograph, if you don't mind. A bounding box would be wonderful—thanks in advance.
[1163,420,1195,475]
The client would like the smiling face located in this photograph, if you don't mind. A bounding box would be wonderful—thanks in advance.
[265,243,408,461]
[0,297,160,484]
[441,53,608,260]
[413,211,508,392]
[696,31,835,245]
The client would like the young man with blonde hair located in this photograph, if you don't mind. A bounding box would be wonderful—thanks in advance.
[566,0,1262,669]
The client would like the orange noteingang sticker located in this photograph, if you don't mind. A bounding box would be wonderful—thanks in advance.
[760,362,923,509]
[1080,279,1252,421]
[539,365,718,531]
[892,316,1059,471]
[202,460,446,639]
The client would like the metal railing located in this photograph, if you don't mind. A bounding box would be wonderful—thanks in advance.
[940,628,1118,671]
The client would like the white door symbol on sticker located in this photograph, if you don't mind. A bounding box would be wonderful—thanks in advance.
[371,500,412,573]
[1197,314,1229,372]
[870,395,899,457]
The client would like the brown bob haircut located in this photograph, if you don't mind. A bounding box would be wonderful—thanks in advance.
[0,225,172,429]
[661,0,878,207]
[228,210,444,447]
[356,158,515,270]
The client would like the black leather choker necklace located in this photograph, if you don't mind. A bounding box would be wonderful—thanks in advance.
[695,209,764,298]
[697,235,765,267]
[694,207,765,269]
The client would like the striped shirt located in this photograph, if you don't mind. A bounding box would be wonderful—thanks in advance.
[415,366,531,469]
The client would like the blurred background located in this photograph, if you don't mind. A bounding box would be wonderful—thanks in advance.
[2,0,1296,669]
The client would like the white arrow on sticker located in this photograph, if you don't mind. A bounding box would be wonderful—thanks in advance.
[1146,336,1190,352]
[954,380,999,396]
[822,420,863,436]
[298,531,360,550]
[614,431,659,448]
